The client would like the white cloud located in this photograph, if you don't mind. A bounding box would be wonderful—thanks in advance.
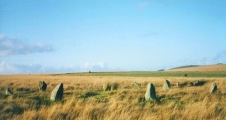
[0,34,54,56]
[0,61,17,73]
[197,57,208,65]
[0,61,44,74]
[83,61,108,72]
[0,61,111,74]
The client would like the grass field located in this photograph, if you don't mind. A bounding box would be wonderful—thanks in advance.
[0,70,226,119]
[61,71,226,77]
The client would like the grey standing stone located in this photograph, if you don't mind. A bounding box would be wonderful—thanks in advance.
[145,83,157,100]
[176,82,180,87]
[103,83,111,91]
[6,88,13,95]
[210,83,217,94]
[50,83,63,101]
[162,80,171,90]
[39,81,47,91]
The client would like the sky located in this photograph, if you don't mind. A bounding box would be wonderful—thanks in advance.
[0,0,226,74]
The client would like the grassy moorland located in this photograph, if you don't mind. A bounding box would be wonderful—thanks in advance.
[62,71,226,77]
[0,70,226,119]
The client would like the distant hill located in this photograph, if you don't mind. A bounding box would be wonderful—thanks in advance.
[169,64,226,72]
[170,65,200,70]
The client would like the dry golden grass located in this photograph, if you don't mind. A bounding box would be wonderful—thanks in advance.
[0,74,226,120]
[169,64,226,72]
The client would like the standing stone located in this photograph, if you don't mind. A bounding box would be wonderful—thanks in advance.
[188,82,194,86]
[39,81,47,91]
[145,83,157,100]
[176,82,180,87]
[50,83,63,101]
[162,80,171,90]
[210,83,217,94]
[6,88,13,95]
[103,83,111,91]
[111,83,119,91]
[194,80,200,86]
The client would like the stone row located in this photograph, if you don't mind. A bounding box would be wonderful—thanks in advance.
[4,80,218,102]
[5,81,63,101]
[145,80,218,101]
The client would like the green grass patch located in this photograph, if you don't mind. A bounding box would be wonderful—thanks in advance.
[54,71,226,77]
[27,96,53,110]
[75,91,116,103]
[77,91,100,99]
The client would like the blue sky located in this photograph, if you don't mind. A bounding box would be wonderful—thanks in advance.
[0,0,226,74]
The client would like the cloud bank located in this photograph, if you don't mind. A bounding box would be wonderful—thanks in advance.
[83,62,108,71]
[196,50,226,65]
[0,61,44,74]
[212,50,226,61]
[0,61,110,74]
[0,35,54,56]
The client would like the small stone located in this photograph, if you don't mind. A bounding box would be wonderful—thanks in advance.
[176,82,180,87]
[162,80,171,90]
[39,81,47,91]
[133,82,141,88]
[6,88,13,95]
[188,82,194,86]
[111,83,119,91]
[193,80,200,86]
[50,83,63,101]
[103,83,111,91]
[145,83,157,100]
[210,83,217,94]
